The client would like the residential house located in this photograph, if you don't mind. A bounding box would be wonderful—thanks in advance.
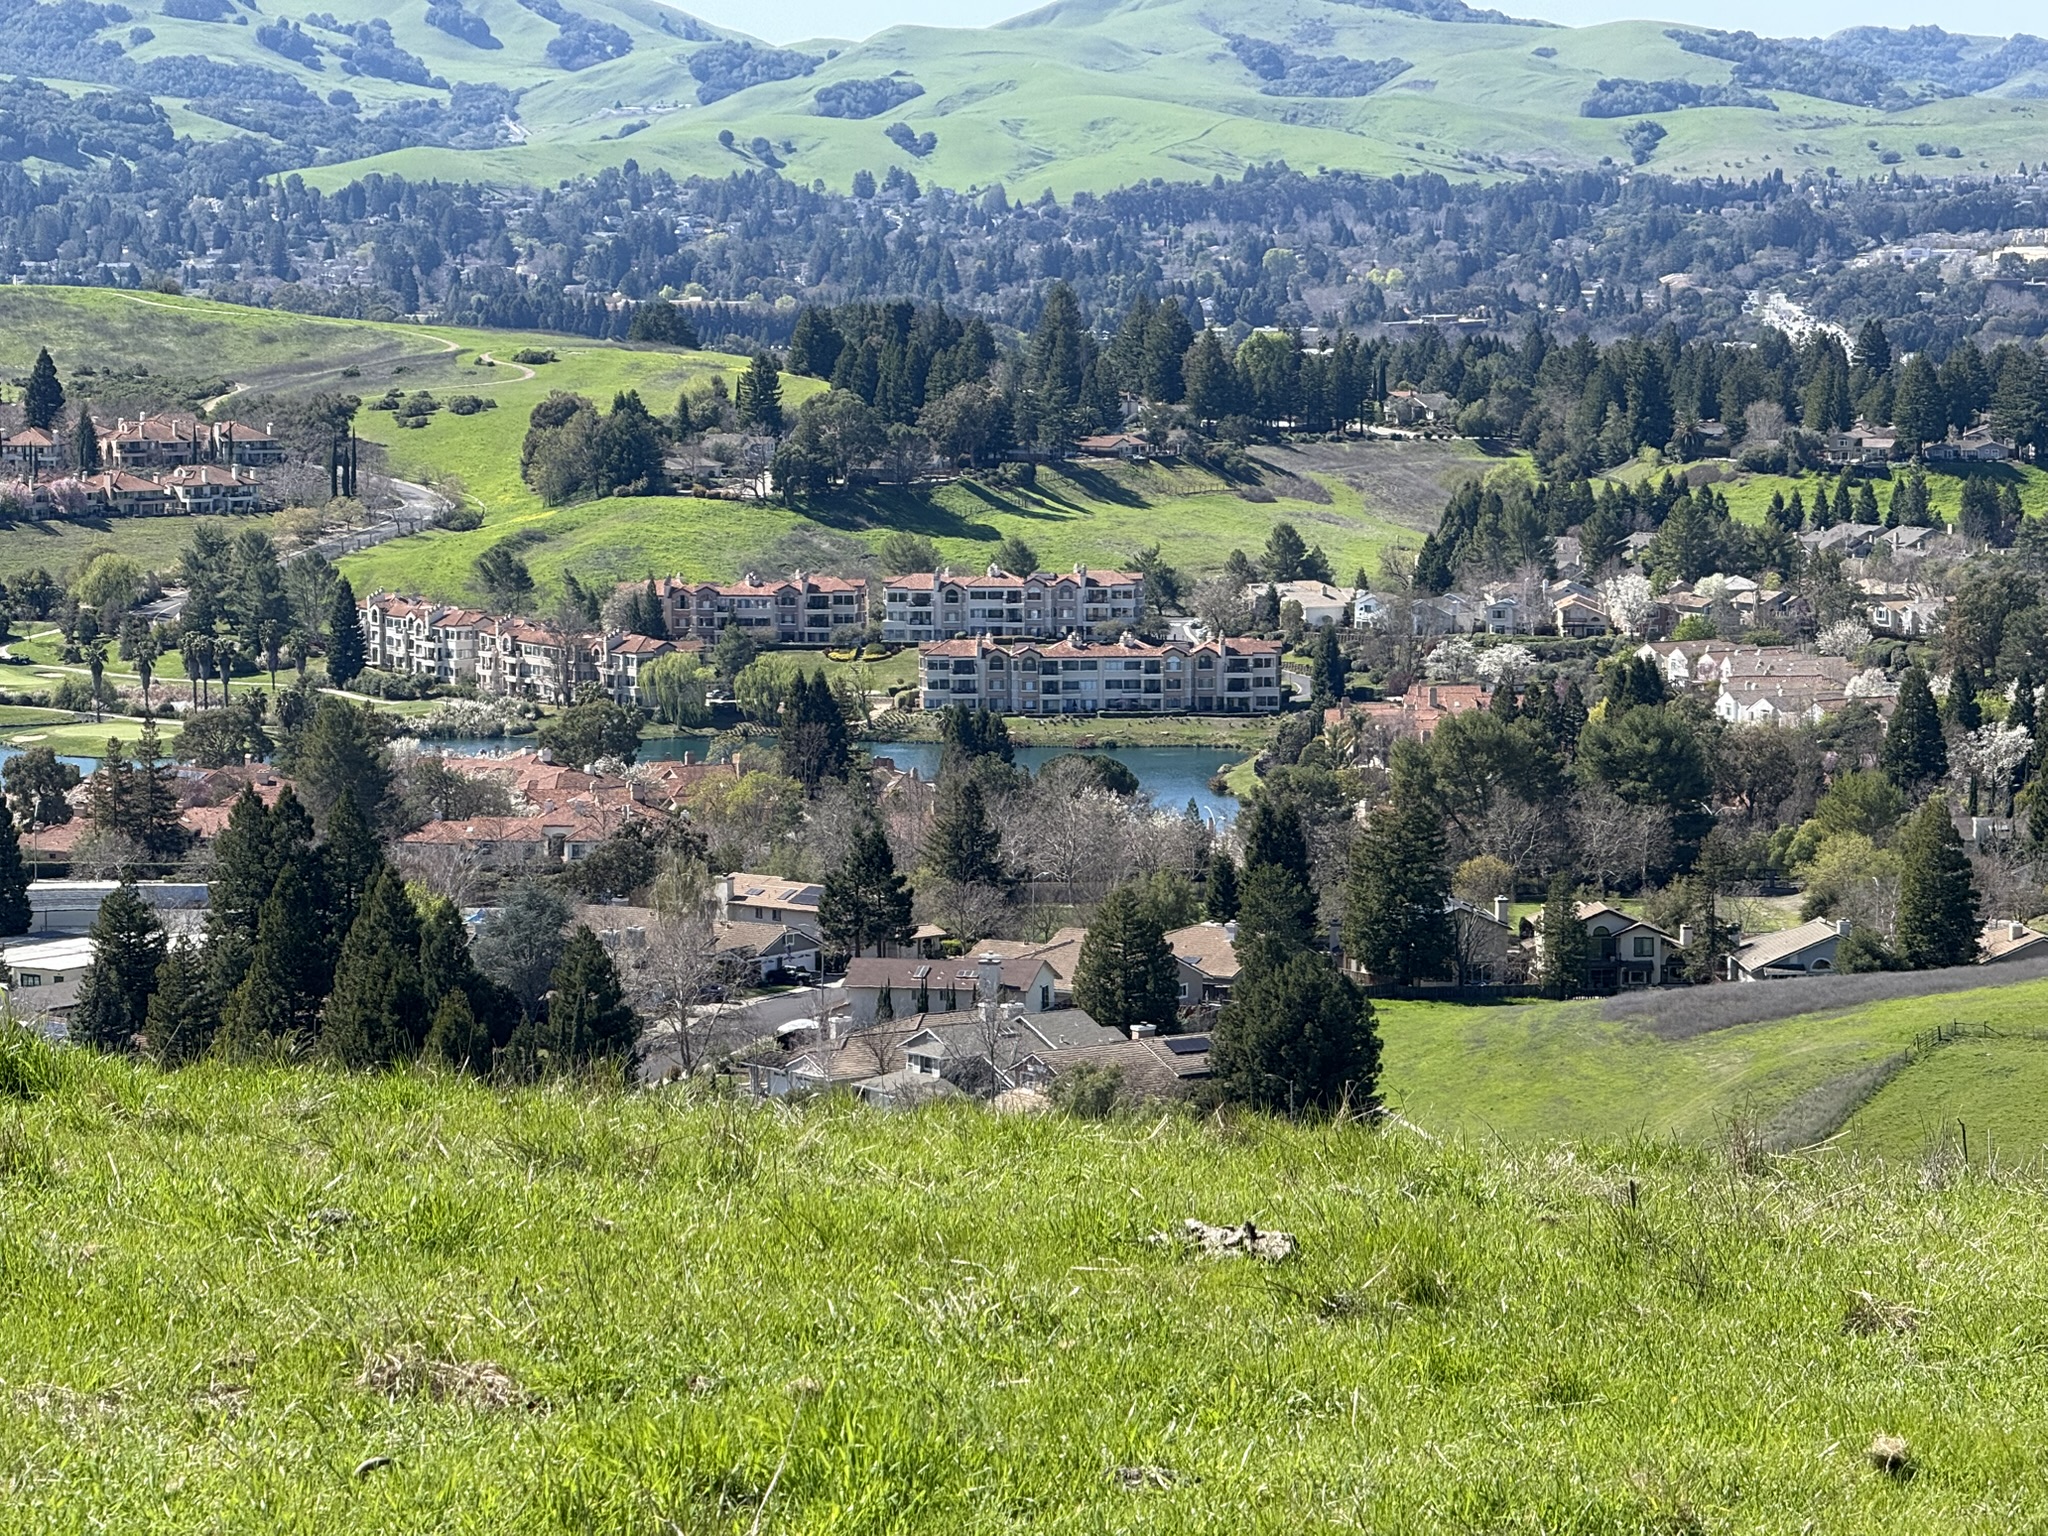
[157,463,261,515]
[1551,536,1585,579]
[711,918,822,980]
[1553,592,1610,638]
[103,413,204,468]
[23,880,209,935]
[1481,591,1527,634]
[644,572,870,647]
[395,814,612,867]
[1869,595,1947,638]
[1536,902,1683,991]
[744,1006,1123,1104]
[0,427,60,473]
[77,470,170,516]
[0,935,96,1023]
[591,632,676,708]
[1013,1033,1214,1102]
[475,618,598,704]
[1076,432,1152,460]
[1411,593,1477,636]
[883,566,1143,644]
[1715,652,1854,727]
[1384,389,1454,428]
[1728,917,1849,980]
[1165,921,1239,1007]
[1330,682,1490,742]
[840,953,1061,1026]
[1268,580,1358,629]
[1343,896,1517,986]
[716,873,822,934]
[1879,525,1939,556]
[359,594,489,684]
[1926,428,2011,462]
[1822,424,1897,466]
[211,420,285,465]
[1982,921,2048,964]
[1800,522,1881,559]
[1353,591,1390,630]
[917,632,1283,716]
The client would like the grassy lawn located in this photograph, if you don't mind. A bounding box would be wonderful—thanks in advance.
[1377,975,2048,1147]
[11,1043,2048,1530]
[0,716,182,756]
[1838,1035,2048,1164]
[0,512,284,586]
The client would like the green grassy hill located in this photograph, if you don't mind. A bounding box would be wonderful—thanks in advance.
[9,1026,2048,1532]
[25,0,2048,194]
[0,289,1426,600]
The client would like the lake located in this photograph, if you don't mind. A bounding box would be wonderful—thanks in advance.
[420,733,1249,824]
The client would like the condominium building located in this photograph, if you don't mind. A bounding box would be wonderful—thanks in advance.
[883,565,1143,643]
[917,633,1283,715]
[638,572,869,647]
[591,632,677,708]
[360,594,489,684]
[475,619,598,705]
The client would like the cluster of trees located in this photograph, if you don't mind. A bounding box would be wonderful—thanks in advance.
[68,717,639,1074]
[518,388,670,503]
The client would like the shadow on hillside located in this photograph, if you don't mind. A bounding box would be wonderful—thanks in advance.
[794,486,1001,542]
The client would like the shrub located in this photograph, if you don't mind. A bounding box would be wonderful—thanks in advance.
[445,395,496,416]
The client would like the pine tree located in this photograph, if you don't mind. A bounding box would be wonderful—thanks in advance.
[1893,798,1980,969]
[1072,883,1181,1034]
[295,699,393,831]
[1537,877,1587,999]
[819,819,914,958]
[537,926,638,1067]
[1343,796,1452,985]
[69,882,167,1054]
[1232,861,1320,982]
[1205,851,1239,922]
[0,797,30,936]
[326,575,364,686]
[216,863,327,1055]
[926,778,1005,887]
[72,409,100,473]
[1881,668,1948,793]
[22,347,63,431]
[417,893,475,1015]
[319,868,426,1068]
[319,790,383,948]
[736,353,784,432]
[1211,951,1379,1117]
[777,671,850,793]
[424,987,490,1071]
[1238,794,1311,883]
[1311,620,1345,704]
[145,939,217,1066]
[1946,664,1982,732]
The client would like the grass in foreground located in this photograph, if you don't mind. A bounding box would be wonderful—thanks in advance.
[6,1043,2048,1532]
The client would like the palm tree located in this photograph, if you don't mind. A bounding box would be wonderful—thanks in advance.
[134,630,156,717]
[262,620,284,690]
[214,636,235,702]
[85,639,106,724]
[179,636,201,707]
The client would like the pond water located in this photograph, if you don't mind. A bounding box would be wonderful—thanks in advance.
[420,733,1248,824]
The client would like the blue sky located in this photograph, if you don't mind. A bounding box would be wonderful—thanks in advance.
[677,0,2041,46]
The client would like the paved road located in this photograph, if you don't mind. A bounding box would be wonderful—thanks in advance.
[638,983,846,1081]
[300,478,449,563]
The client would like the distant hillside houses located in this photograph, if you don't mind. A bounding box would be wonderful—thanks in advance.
[0,413,281,519]
[917,632,1284,715]
[882,565,1143,644]
[360,593,683,707]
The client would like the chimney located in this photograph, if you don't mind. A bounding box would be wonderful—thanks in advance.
[1837,919,1852,937]
[1493,895,1510,926]
[1678,923,1693,949]
[1129,1023,1157,1039]
[715,873,734,916]
[2012,921,2027,942]
[976,952,1004,1005]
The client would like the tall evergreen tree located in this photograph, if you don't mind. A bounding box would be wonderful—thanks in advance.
[1232,861,1320,982]
[69,882,167,1054]
[22,346,63,431]
[319,868,426,1068]
[72,409,100,473]
[1881,667,1949,793]
[778,671,851,792]
[417,892,476,1016]
[295,699,394,831]
[1893,798,1980,970]
[0,797,30,936]
[1311,620,1345,704]
[736,353,784,432]
[1237,794,1311,884]
[215,863,326,1055]
[1343,796,1452,985]
[319,789,383,948]
[818,819,914,958]
[326,575,364,686]
[1211,951,1379,1117]
[1072,882,1181,1034]
[1205,851,1239,922]
[926,778,1006,887]
[1537,877,1588,999]
[145,939,217,1066]
[424,987,490,1072]
[534,926,638,1068]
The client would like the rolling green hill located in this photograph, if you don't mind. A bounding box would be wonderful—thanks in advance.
[12,1029,2048,1532]
[18,0,2048,194]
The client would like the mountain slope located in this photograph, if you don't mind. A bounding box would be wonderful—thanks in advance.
[15,0,2048,191]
